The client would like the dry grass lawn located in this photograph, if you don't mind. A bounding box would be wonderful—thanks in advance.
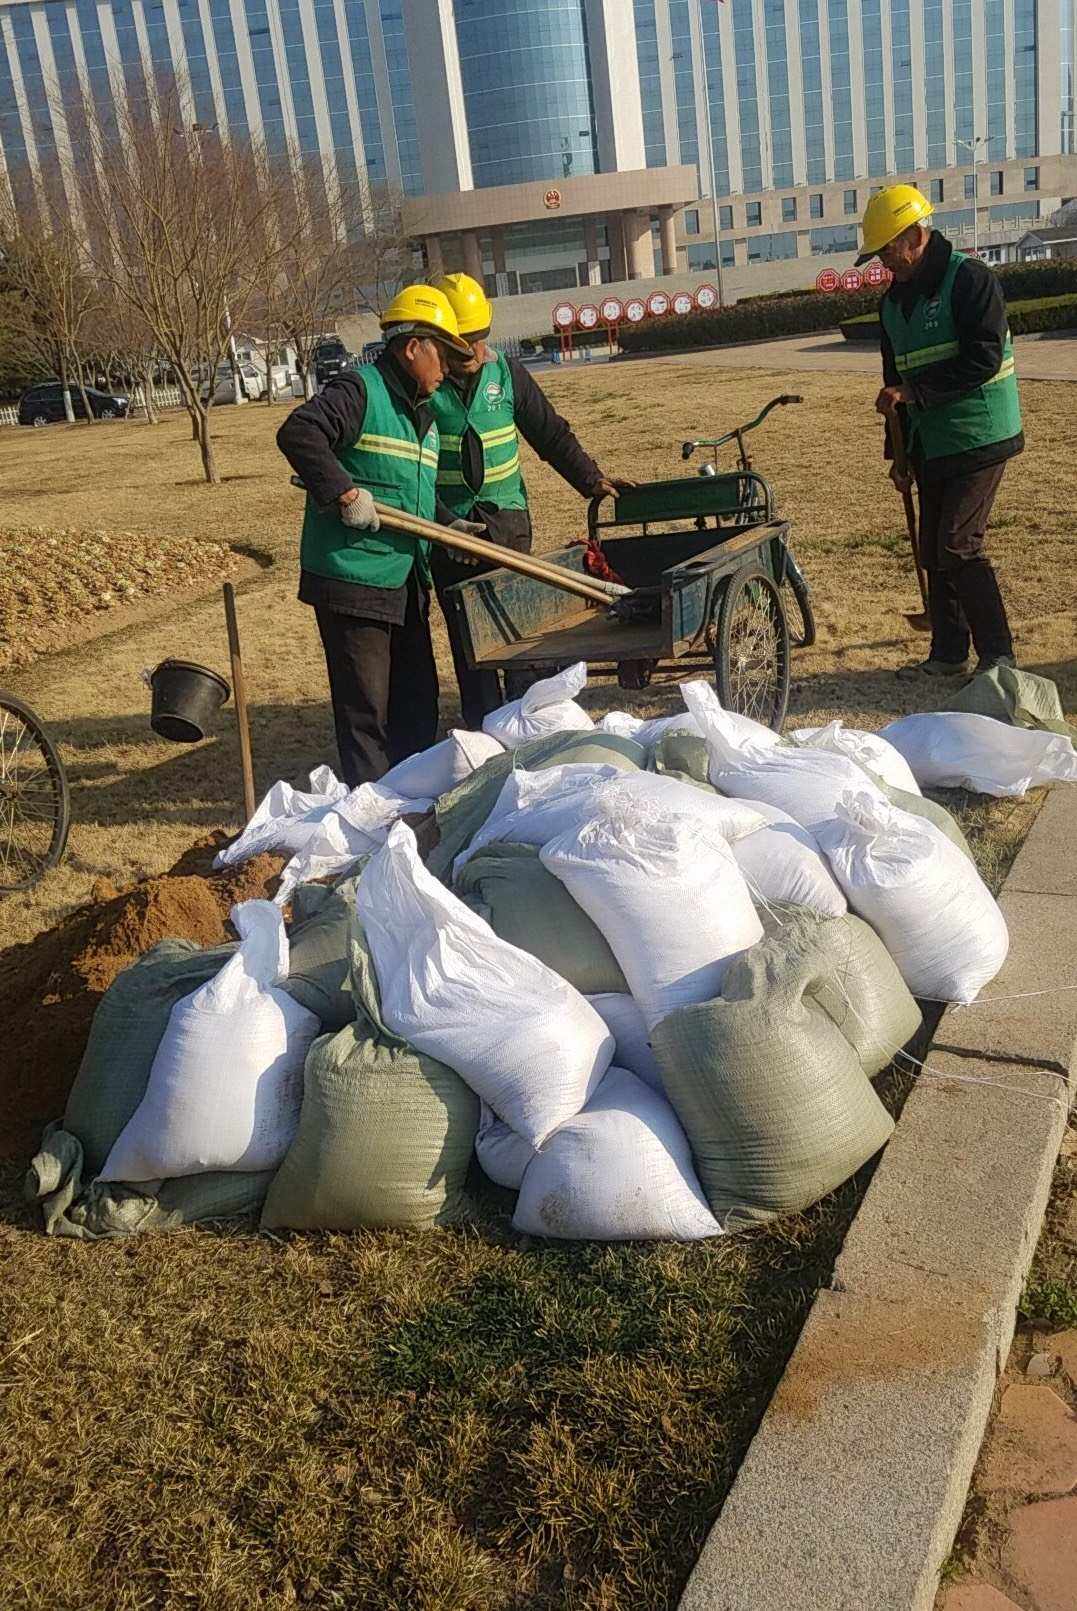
[0,361,1073,1610]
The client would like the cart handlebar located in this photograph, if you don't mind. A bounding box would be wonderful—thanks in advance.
[680,394,803,460]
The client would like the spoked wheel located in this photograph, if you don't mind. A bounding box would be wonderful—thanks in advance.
[0,693,71,892]
[782,545,817,649]
[714,568,791,732]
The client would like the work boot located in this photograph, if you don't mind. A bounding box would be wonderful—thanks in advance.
[896,657,969,681]
[972,653,1017,676]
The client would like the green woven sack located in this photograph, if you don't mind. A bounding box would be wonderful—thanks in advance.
[261,918,478,1230]
[652,930,895,1229]
[63,939,237,1176]
[428,729,646,880]
[283,879,356,1029]
[455,842,628,995]
[650,729,712,786]
[948,665,1075,738]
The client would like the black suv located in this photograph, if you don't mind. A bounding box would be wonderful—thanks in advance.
[312,338,354,386]
[18,381,130,426]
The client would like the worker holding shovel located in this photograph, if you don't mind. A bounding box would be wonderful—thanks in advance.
[859,184,1024,680]
[430,272,632,727]
[277,284,477,786]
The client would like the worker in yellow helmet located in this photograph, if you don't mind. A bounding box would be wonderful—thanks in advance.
[860,184,1023,680]
[429,271,632,726]
[277,285,482,783]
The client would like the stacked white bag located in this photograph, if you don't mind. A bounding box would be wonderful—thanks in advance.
[880,712,1077,797]
[213,765,349,868]
[788,720,922,796]
[380,728,504,800]
[483,661,594,749]
[513,1066,721,1241]
[541,793,763,1030]
[358,822,613,1145]
[585,992,664,1092]
[100,900,320,1180]
[725,798,848,917]
[454,763,625,873]
[814,791,1009,1003]
[275,780,431,901]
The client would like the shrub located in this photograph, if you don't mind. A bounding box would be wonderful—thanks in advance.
[841,290,1077,343]
[618,286,884,353]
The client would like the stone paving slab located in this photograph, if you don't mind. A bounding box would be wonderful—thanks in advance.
[678,786,1077,1611]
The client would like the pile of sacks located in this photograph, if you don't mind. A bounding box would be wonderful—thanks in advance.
[32,659,1071,1244]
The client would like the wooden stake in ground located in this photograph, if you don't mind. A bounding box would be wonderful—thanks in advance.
[223,583,256,822]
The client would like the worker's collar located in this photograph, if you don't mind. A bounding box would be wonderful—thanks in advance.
[893,230,952,305]
[377,346,427,410]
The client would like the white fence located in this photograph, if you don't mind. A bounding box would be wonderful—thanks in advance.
[0,385,185,426]
[0,404,17,427]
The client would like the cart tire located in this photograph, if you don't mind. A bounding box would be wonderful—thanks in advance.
[0,691,71,893]
[783,547,817,649]
[714,568,791,732]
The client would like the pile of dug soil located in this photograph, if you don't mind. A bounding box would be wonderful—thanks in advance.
[0,833,283,1161]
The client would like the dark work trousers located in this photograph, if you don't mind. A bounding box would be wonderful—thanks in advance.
[917,461,1014,666]
[313,577,439,786]
[431,521,536,730]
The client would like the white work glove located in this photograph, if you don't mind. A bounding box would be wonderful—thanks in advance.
[338,488,379,531]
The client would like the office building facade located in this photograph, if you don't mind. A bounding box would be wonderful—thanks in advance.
[1,0,1076,293]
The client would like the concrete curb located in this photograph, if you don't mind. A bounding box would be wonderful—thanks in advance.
[678,784,1077,1611]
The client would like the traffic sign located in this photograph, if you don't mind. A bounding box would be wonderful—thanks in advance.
[552,302,576,329]
[624,298,647,323]
[671,291,694,316]
[577,303,600,329]
[646,290,671,317]
[863,260,892,288]
[600,296,624,324]
[694,283,719,310]
[816,268,840,293]
[840,268,864,293]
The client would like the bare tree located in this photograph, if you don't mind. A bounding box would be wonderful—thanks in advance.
[83,302,162,423]
[78,84,295,482]
[0,198,101,423]
[347,182,420,318]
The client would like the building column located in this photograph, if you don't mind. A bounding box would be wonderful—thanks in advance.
[623,209,656,279]
[795,231,812,258]
[606,211,628,281]
[733,237,749,267]
[658,206,679,275]
[490,228,507,276]
[461,229,484,282]
[583,216,602,285]
[425,234,445,277]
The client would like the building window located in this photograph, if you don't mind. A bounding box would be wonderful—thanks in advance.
[1024,165,1039,191]
[686,242,717,270]
[746,200,762,227]
[810,223,859,254]
[844,188,858,215]
[782,196,797,222]
[719,204,734,230]
[746,231,798,262]
[810,193,824,219]
[720,240,735,267]
[990,170,1004,195]
[929,178,944,202]
[684,208,700,236]
[964,172,977,199]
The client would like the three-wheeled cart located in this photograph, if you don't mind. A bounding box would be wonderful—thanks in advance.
[442,395,816,732]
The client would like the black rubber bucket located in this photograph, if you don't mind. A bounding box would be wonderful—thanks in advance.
[149,659,231,742]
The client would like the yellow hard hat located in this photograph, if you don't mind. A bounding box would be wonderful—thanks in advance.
[435,272,493,337]
[380,283,473,354]
[856,184,934,265]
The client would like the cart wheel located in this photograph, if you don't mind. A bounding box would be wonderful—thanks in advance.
[783,547,817,649]
[0,692,71,893]
[713,568,791,732]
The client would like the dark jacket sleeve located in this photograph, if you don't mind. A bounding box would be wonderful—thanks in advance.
[880,319,903,462]
[275,373,366,508]
[507,357,603,497]
[904,259,1008,409]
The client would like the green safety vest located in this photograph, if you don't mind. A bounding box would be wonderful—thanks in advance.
[431,351,528,516]
[300,362,439,590]
[880,249,1022,463]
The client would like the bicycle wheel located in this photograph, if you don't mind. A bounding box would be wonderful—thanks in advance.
[0,693,71,892]
[713,568,791,732]
[782,545,817,649]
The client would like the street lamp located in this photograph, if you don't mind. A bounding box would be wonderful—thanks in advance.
[695,0,726,306]
[957,134,988,256]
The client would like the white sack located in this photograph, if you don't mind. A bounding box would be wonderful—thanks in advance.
[512,1066,721,1241]
[381,729,504,801]
[598,710,702,751]
[683,678,889,831]
[728,799,848,918]
[814,790,1009,1003]
[879,712,1077,797]
[679,680,782,750]
[541,796,763,1030]
[213,765,348,868]
[358,822,613,1146]
[585,992,664,1092]
[276,781,431,901]
[454,763,623,874]
[789,720,922,796]
[475,1100,535,1190]
[482,661,594,750]
[99,900,320,1181]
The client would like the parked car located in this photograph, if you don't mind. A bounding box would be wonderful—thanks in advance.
[18,381,130,426]
[313,337,354,385]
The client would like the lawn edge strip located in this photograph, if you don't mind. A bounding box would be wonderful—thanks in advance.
[678,782,1077,1611]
